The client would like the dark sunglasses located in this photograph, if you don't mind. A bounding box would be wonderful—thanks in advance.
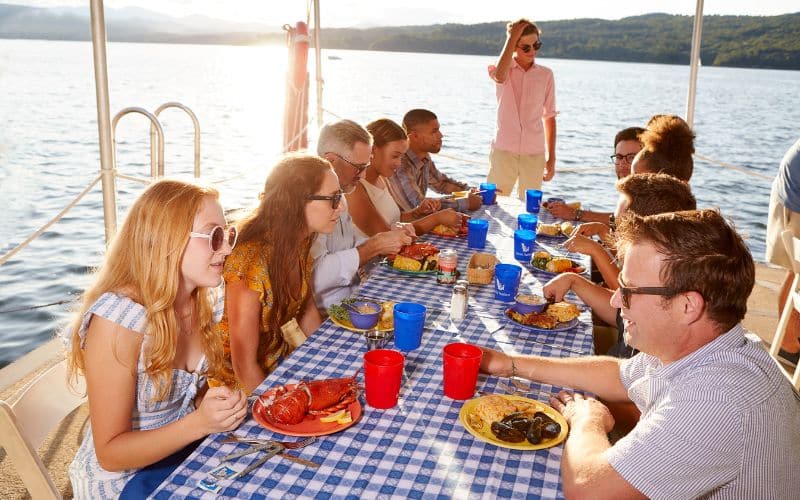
[189,225,238,252]
[307,190,344,210]
[330,152,369,174]
[610,153,638,165]
[517,41,542,53]
[617,276,678,309]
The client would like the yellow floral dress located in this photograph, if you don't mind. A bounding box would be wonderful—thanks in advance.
[214,239,311,388]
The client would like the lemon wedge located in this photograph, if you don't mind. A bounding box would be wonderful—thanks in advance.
[319,409,347,423]
[336,411,353,424]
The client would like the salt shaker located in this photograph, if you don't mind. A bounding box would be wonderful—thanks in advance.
[450,284,468,320]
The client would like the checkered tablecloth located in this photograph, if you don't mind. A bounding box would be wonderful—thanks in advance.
[153,196,594,499]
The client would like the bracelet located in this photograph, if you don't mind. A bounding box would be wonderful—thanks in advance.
[510,356,518,378]
[609,214,617,233]
[574,208,584,221]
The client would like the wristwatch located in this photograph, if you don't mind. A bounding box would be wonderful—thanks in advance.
[609,214,616,232]
[574,208,584,221]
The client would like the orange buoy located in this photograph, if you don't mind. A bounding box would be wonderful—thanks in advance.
[283,21,310,152]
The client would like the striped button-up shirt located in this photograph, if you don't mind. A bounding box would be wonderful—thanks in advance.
[604,323,800,499]
[385,149,469,212]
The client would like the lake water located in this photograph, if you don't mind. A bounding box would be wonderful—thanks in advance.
[1,39,799,367]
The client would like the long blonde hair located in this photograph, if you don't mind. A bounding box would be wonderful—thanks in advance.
[66,179,224,400]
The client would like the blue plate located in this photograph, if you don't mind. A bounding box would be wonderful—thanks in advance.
[504,308,579,333]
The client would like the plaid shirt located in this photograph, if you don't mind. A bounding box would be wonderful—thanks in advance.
[385,149,470,212]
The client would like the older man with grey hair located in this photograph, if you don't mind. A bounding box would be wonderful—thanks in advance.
[311,119,415,309]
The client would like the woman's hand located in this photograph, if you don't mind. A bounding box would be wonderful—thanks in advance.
[196,385,248,434]
[417,198,441,216]
[544,201,576,220]
[435,208,464,230]
[575,222,609,239]
[564,234,603,258]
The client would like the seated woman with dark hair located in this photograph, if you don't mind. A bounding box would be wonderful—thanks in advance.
[212,154,345,394]
[347,118,467,238]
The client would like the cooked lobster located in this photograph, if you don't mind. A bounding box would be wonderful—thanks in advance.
[258,376,358,425]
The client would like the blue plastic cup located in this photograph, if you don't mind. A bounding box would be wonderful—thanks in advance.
[494,263,522,302]
[517,213,538,231]
[514,229,536,261]
[526,189,543,213]
[479,183,497,205]
[467,219,489,249]
[393,303,427,351]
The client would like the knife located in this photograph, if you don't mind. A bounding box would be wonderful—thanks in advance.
[277,451,321,468]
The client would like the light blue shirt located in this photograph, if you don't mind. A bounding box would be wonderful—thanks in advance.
[605,324,800,499]
[773,137,800,212]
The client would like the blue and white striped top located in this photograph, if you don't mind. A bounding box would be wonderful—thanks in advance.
[605,323,800,499]
[69,291,221,499]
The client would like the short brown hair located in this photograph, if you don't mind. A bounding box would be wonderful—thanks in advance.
[616,173,696,217]
[637,114,695,181]
[366,118,407,147]
[616,209,754,332]
[614,127,644,147]
[402,109,437,133]
[509,18,541,37]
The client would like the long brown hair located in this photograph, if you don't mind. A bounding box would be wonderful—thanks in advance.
[66,180,223,400]
[366,118,407,147]
[236,153,332,353]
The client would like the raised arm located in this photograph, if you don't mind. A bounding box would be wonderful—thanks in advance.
[492,21,528,83]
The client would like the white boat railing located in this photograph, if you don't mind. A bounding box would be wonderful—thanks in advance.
[113,107,165,178]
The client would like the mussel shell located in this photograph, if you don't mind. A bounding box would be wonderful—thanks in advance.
[501,412,533,434]
[491,421,526,443]
[526,416,544,444]
[534,411,557,425]
[541,421,562,439]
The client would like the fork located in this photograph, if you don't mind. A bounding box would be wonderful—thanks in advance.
[222,434,316,450]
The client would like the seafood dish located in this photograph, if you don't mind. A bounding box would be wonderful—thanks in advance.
[460,395,568,450]
[254,376,358,425]
[536,221,574,238]
[387,243,439,272]
[530,251,585,274]
[505,300,580,330]
[430,217,468,237]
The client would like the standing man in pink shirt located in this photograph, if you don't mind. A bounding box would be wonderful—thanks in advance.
[487,18,557,199]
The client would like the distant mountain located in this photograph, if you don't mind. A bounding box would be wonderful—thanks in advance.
[1,4,798,70]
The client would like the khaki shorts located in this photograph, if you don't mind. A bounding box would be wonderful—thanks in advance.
[766,188,800,269]
[487,148,545,200]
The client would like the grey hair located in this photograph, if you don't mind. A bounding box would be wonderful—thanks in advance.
[316,119,372,157]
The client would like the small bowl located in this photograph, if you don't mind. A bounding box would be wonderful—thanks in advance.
[348,301,381,329]
[513,294,547,314]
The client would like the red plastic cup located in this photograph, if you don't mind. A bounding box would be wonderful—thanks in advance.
[364,349,405,409]
[442,343,483,400]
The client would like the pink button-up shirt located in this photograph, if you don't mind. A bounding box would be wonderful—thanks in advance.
[490,59,557,156]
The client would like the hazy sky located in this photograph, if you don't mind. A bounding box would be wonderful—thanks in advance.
[14,0,800,27]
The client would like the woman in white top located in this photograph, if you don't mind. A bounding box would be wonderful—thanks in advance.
[349,118,464,238]
[65,180,247,498]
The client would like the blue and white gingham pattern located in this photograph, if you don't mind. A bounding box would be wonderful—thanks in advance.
[152,198,594,499]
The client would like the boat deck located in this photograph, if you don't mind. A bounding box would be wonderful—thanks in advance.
[0,263,787,498]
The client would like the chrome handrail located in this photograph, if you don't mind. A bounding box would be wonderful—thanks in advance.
[112,107,165,178]
[154,102,201,178]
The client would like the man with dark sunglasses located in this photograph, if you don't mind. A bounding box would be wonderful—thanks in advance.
[312,119,415,309]
[480,210,800,498]
[486,18,557,199]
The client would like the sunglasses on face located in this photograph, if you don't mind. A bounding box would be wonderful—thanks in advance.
[617,275,678,309]
[610,153,638,165]
[517,41,542,53]
[307,190,344,210]
[330,152,369,174]
[189,225,238,252]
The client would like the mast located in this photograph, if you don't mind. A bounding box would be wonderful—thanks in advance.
[685,0,704,128]
[89,0,117,242]
[313,0,323,125]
